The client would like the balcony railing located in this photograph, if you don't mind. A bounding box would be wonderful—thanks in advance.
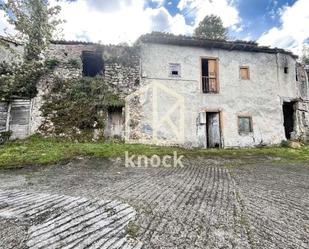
[202,76,218,93]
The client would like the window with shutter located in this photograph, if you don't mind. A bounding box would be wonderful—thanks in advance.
[201,58,219,93]
[240,66,250,80]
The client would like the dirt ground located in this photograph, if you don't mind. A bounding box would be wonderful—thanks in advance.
[0,156,308,249]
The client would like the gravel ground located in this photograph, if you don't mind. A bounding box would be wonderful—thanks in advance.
[0,157,308,249]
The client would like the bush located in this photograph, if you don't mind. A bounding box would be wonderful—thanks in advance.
[45,59,60,70]
[0,131,12,144]
[40,76,125,140]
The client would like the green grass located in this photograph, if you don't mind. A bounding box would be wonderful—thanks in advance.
[0,135,309,168]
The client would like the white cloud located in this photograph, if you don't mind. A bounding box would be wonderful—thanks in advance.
[258,0,309,54]
[0,10,16,36]
[50,0,192,44]
[146,7,192,35]
[177,0,240,28]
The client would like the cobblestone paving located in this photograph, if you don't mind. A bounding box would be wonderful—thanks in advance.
[0,190,141,249]
[0,157,308,249]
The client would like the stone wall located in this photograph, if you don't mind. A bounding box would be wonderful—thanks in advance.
[30,42,140,139]
[45,43,140,96]
[293,101,309,142]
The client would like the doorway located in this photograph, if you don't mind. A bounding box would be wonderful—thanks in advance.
[282,101,295,139]
[105,107,124,138]
[206,112,221,148]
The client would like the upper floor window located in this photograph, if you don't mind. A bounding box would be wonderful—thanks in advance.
[82,51,104,77]
[240,66,250,80]
[238,116,253,134]
[201,58,219,93]
[169,63,181,77]
[284,67,289,74]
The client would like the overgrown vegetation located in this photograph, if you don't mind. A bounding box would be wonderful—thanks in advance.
[0,131,12,145]
[0,60,48,99]
[0,0,62,61]
[1,135,309,168]
[0,0,62,100]
[40,76,124,140]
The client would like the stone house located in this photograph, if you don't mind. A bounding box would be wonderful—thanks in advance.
[0,38,140,140]
[1,33,309,147]
[125,33,309,148]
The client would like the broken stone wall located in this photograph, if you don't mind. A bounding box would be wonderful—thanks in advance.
[296,63,309,100]
[293,101,309,142]
[30,42,140,139]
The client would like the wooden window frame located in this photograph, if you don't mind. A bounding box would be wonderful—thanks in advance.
[239,66,250,80]
[238,115,253,135]
[200,57,220,94]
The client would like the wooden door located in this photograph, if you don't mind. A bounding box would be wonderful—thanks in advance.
[9,100,31,139]
[0,102,8,132]
[207,112,221,148]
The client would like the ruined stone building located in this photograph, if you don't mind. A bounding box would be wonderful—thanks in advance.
[1,33,309,148]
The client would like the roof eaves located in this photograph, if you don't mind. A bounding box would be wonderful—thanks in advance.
[139,32,298,59]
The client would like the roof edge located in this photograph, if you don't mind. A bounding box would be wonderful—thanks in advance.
[138,32,298,59]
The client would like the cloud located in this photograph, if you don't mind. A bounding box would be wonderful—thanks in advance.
[0,9,16,36]
[85,0,136,12]
[258,0,309,54]
[177,0,240,28]
[50,0,192,44]
[146,7,192,35]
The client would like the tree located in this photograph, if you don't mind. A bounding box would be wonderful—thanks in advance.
[0,0,62,99]
[194,15,228,40]
[0,0,62,61]
[301,45,309,65]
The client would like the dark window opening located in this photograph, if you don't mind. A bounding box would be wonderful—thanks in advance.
[238,116,253,134]
[201,58,218,93]
[296,67,299,81]
[169,63,181,77]
[82,51,104,77]
[284,67,289,74]
[283,101,295,139]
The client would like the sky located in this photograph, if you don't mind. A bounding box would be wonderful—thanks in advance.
[0,0,308,55]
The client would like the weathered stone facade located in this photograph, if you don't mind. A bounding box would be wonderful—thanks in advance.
[125,33,309,148]
[1,33,309,147]
[293,101,309,142]
[32,42,140,139]
[0,38,140,140]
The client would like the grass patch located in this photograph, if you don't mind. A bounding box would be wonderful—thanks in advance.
[0,135,309,168]
[126,221,140,239]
